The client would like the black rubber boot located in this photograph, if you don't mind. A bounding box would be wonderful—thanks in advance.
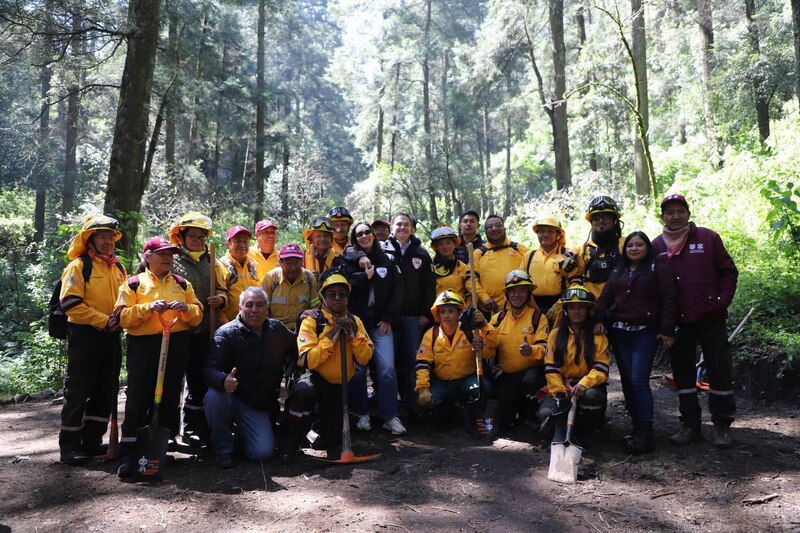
[279,418,308,465]
[624,421,655,454]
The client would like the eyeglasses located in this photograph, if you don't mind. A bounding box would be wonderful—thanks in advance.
[324,290,349,300]
[355,229,373,238]
[185,232,207,241]
[590,213,614,222]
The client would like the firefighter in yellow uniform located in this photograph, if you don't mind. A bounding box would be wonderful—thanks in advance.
[57,215,127,465]
[415,290,493,435]
[303,216,343,277]
[539,284,611,439]
[482,271,549,430]
[217,225,260,324]
[518,215,571,314]
[115,237,203,477]
[472,215,529,314]
[248,219,280,279]
[328,206,354,255]
[431,225,487,306]
[262,243,319,331]
[281,269,373,456]
[563,196,625,299]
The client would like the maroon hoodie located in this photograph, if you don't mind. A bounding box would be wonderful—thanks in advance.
[652,223,738,323]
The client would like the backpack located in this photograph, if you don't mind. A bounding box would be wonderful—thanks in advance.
[477,241,520,255]
[492,306,543,331]
[219,255,258,289]
[48,255,125,339]
[296,311,356,369]
[126,273,188,293]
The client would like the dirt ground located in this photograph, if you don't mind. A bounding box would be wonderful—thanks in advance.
[1,369,799,533]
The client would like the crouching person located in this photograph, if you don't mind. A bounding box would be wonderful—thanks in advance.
[203,287,297,468]
[415,290,493,436]
[539,284,611,440]
[279,269,373,462]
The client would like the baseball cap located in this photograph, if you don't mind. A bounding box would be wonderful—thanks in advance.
[142,237,180,255]
[226,225,252,241]
[255,219,278,233]
[660,194,689,210]
[279,242,305,260]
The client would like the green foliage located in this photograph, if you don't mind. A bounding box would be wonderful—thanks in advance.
[761,180,800,254]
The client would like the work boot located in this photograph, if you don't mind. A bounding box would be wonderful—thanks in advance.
[624,422,655,454]
[669,423,702,446]
[712,423,734,449]
[117,457,136,478]
[60,449,91,466]
[355,414,371,432]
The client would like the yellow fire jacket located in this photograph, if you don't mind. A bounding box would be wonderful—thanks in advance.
[303,247,342,276]
[473,239,529,310]
[415,323,492,390]
[216,252,261,324]
[116,269,203,336]
[60,256,127,330]
[262,266,319,330]
[248,246,280,280]
[569,237,625,299]
[482,305,550,374]
[544,326,611,395]
[434,259,486,307]
[296,308,373,384]
[519,247,570,297]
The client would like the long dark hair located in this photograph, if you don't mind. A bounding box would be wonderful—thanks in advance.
[553,305,596,366]
[350,220,382,256]
[620,231,654,269]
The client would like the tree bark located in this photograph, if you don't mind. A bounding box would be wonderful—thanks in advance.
[483,107,493,214]
[793,0,800,114]
[745,0,769,142]
[631,0,650,196]
[504,115,511,219]
[476,126,486,216]
[186,1,210,166]
[164,0,178,175]
[422,0,438,224]
[389,63,400,173]
[280,96,290,220]
[36,63,49,242]
[255,0,266,222]
[63,9,82,216]
[698,0,716,147]
[549,0,571,190]
[103,0,162,258]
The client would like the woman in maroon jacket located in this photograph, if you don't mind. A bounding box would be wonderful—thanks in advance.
[594,231,678,454]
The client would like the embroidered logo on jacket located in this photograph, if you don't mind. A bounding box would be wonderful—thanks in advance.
[376,267,388,278]
[689,243,705,254]
[412,258,422,269]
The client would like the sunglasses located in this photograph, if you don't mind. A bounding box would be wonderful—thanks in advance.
[355,229,373,238]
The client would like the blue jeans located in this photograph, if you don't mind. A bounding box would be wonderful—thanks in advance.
[430,374,481,406]
[350,327,399,420]
[204,388,274,461]
[610,326,658,423]
[398,315,424,410]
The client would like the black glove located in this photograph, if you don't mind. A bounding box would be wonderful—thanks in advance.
[559,252,578,273]
[459,306,487,332]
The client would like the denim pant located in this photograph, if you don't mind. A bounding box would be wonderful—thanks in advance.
[610,326,658,423]
[430,374,481,406]
[204,388,274,461]
[350,327,399,420]
[397,315,424,411]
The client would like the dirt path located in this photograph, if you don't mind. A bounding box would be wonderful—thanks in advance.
[1,371,798,532]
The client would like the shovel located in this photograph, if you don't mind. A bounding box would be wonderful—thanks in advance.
[315,331,380,464]
[134,310,179,481]
[547,396,583,484]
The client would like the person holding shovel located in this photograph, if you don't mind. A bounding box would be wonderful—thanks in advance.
[431,225,485,307]
[280,269,374,459]
[415,290,494,436]
[594,231,678,454]
[539,284,611,439]
[169,212,227,447]
[115,237,203,477]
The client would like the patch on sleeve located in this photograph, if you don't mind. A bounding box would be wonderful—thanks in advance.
[299,335,307,344]
[65,275,76,289]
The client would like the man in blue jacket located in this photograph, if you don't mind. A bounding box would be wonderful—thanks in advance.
[652,194,739,449]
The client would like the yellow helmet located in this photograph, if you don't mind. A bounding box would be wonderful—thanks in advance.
[303,216,334,242]
[430,225,462,248]
[430,289,465,321]
[505,270,536,291]
[560,284,596,306]
[532,214,562,233]
[318,268,351,295]
[169,212,213,244]
[67,215,122,260]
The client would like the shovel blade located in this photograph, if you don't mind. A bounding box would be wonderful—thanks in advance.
[133,424,170,482]
[547,442,583,484]
[313,450,382,464]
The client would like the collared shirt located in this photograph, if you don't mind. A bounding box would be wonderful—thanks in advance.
[216,252,261,324]
[116,269,203,336]
[415,323,492,389]
[262,266,319,330]
[473,238,529,309]
[296,308,373,384]
[520,246,570,297]
[483,306,549,374]
[60,256,127,330]
[248,246,280,280]
[544,326,611,395]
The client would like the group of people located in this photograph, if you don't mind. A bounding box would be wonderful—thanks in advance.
[56,193,739,475]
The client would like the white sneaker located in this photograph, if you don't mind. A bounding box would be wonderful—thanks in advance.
[356,415,371,431]
[383,417,407,435]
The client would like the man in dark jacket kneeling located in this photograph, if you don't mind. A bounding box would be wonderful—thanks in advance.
[204,286,297,468]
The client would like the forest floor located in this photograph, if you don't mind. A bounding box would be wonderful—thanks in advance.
[1,368,799,533]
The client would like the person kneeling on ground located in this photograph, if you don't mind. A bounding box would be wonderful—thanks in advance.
[539,284,611,440]
[415,290,493,436]
[203,286,297,468]
[280,269,374,461]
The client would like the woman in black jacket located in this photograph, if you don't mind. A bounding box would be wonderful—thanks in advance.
[594,231,678,454]
[341,221,406,435]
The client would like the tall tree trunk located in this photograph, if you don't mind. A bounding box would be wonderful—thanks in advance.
[36,64,50,242]
[745,0,769,142]
[211,40,227,191]
[164,0,179,175]
[549,0,571,190]
[63,9,83,216]
[698,0,716,147]
[376,83,384,166]
[576,1,597,171]
[254,0,266,222]
[186,1,210,166]
[389,63,400,173]
[476,127,486,216]
[793,0,800,113]
[280,96,290,219]
[631,0,650,196]
[103,0,162,258]
[483,107,493,214]
[504,115,511,219]
[422,0,438,224]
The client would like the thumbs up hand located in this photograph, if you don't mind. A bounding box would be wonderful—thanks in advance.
[224,367,238,393]
[519,335,533,357]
